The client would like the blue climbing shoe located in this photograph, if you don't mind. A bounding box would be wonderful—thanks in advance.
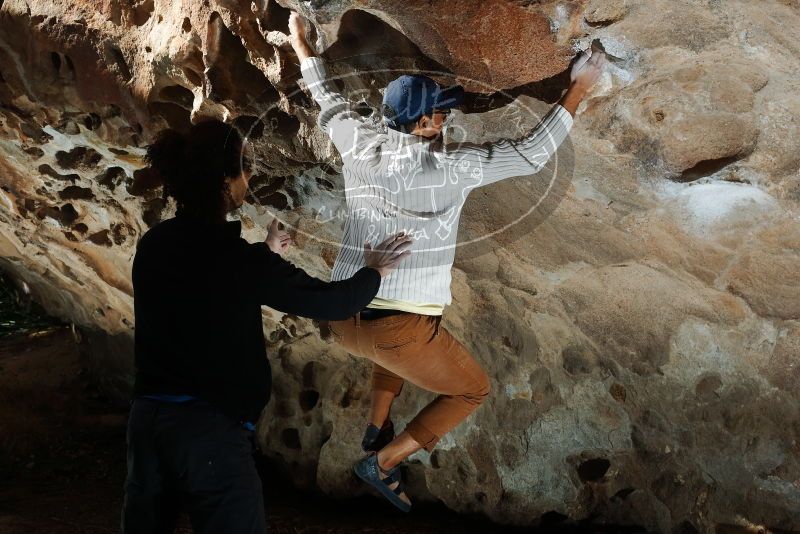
[353,452,411,513]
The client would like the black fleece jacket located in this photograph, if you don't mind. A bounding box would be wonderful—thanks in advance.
[131,215,380,423]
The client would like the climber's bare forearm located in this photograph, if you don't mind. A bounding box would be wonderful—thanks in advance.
[291,36,316,62]
[559,81,590,117]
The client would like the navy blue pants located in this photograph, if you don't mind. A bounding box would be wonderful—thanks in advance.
[121,398,267,534]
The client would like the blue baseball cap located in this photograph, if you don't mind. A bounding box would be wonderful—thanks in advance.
[382,74,464,128]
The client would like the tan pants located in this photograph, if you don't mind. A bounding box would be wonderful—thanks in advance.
[328,312,491,452]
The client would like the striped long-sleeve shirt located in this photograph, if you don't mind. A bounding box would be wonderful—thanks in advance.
[300,56,574,309]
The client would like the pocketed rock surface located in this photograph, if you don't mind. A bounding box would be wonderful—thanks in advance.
[0,0,798,531]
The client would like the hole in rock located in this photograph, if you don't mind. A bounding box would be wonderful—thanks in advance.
[50,51,61,73]
[301,361,315,387]
[73,223,89,234]
[614,487,636,500]
[96,166,128,191]
[247,174,285,196]
[38,164,79,183]
[145,46,152,53]
[35,203,79,226]
[298,390,319,412]
[82,113,102,130]
[88,230,113,246]
[58,185,94,200]
[281,428,301,450]
[316,177,334,191]
[23,146,44,159]
[104,44,132,81]
[130,0,154,26]
[205,12,277,105]
[180,46,205,87]
[21,122,53,143]
[55,146,103,169]
[147,102,191,133]
[128,167,163,197]
[158,85,194,109]
[261,192,288,210]
[339,388,354,409]
[262,0,290,32]
[577,458,611,482]
[232,115,265,140]
[183,68,202,87]
[246,176,290,210]
[677,155,740,182]
[182,17,192,32]
[584,16,620,28]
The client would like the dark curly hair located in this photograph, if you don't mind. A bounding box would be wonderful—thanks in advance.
[145,119,252,220]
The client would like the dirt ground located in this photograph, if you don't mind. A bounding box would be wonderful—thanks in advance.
[0,327,648,534]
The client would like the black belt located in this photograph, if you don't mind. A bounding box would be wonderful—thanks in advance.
[358,307,409,320]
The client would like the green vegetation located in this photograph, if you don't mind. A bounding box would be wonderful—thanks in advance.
[0,273,63,337]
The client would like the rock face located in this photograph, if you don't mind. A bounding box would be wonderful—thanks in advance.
[1,0,799,531]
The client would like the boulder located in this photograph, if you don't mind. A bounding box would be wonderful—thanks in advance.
[0,0,798,530]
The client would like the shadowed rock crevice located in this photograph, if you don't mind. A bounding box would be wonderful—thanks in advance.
[35,203,79,226]
[205,12,278,108]
[103,43,132,82]
[55,146,104,170]
[58,185,94,200]
[281,428,302,450]
[232,115,266,139]
[577,457,611,482]
[262,0,291,32]
[127,167,162,197]
[129,0,154,27]
[299,389,319,412]
[676,155,741,182]
[38,164,79,183]
[96,166,128,191]
[157,85,194,109]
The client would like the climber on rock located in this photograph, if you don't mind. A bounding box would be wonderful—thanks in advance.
[123,119,411,533]
[289,12,606,512]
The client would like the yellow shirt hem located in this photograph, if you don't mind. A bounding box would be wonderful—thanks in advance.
[367,296,444,316]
